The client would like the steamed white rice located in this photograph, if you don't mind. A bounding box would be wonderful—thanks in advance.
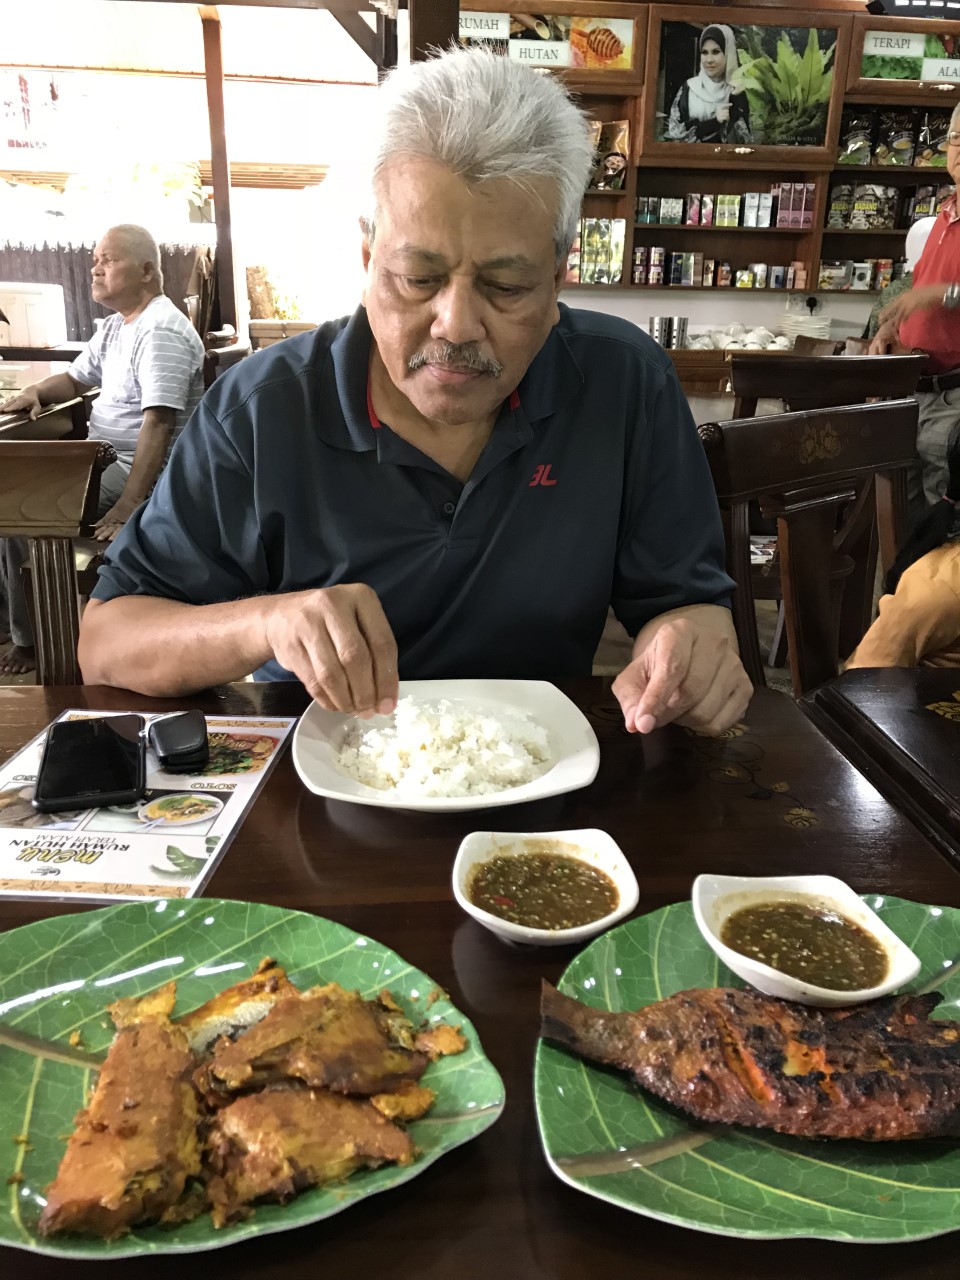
[337,697,552,797]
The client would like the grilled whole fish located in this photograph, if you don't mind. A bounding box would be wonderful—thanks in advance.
[541,981,960,1140]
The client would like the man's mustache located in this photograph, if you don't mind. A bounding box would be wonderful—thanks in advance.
[408,342,504,378]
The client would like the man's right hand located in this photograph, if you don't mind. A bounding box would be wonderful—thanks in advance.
[0,387,42,418]
[264,584,399,716]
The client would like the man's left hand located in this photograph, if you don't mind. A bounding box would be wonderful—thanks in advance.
[612,604,753,736]
[92,496,140,542]
[878,282,948,329]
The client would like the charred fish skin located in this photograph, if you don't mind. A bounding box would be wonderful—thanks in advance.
[540,981,960,1141]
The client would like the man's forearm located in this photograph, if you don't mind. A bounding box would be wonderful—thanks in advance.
[121,410,175,503]
[31,372,86,405]
[79,596,277,695]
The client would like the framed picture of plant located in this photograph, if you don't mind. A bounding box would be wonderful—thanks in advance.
[640,6,852,167]
[847,15,960,102]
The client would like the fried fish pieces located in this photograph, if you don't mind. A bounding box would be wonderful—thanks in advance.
[195,982,429,1104]
[204,1087,416,1227]
[39,983,202,1240]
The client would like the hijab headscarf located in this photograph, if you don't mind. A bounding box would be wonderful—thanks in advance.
[687,24,739,119]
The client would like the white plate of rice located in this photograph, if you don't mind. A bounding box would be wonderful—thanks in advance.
[291,680,601,812]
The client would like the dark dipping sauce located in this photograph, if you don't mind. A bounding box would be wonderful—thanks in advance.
[468,844,619,931]
[720,900,889,991]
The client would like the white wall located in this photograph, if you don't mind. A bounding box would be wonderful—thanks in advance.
[559,286,877,340]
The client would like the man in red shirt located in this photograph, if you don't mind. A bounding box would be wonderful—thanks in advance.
[871,103,960,520]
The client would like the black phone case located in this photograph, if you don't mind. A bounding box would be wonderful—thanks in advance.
[33,715,147,813]
[148,710,209,773]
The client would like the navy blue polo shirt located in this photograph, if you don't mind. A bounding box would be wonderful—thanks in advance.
[93,304,733,681]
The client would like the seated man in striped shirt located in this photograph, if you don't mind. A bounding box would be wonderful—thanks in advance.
[0,223,205,674]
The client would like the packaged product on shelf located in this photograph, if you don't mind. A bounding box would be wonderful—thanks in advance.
[728,194,743,227]
[742,192,760,228]
[892,259,906,282]
[684,193,701,226]
[794,264,808,290]
[757,192,773,228]
[826,184,854,229]
[735,268,755,288]
[565,224,582,285]
[801,183,817,229]
[659,197,683,225]
[849,184,898,230]
[776,183,794,228]
[876,258,894,289]
[668,251,684,286]
[874,110,918,166]
[838,106,876,166]
[818,261,853,291]
[910,185,938,220]
[850,261,875,291]
[786,263,796,289]
[717,261,733,287]
[789,184,803,229]
[702,257,716,287]
[769,265,786,289]
[750,263,769,289]
[608,219,625,284]
[916,111,951,168]
[589,120,630,191]
[936,184,954,214]
[579,218,621,285]
[700,194,714,228]
[632,243,648,285]
[635,195,648,224]
[681,252,698,286]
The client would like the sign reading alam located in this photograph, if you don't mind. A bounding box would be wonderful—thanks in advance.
[860,28,960,82]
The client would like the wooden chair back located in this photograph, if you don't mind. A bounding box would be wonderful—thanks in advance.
[791,335,845,357]
[0,439,116,684]
[202,339,252,389]
[728,352,926,418]
[698,399,918,696]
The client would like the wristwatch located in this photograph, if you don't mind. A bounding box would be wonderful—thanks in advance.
[944,283,960,310]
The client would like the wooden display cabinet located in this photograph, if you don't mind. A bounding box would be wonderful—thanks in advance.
[639,5,853,170]
[847,15,960,103]
[631,165,823,292]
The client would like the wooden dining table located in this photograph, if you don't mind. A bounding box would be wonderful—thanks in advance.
[2,678,960,1278]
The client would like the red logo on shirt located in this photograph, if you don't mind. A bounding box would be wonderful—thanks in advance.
[529,464,558,487]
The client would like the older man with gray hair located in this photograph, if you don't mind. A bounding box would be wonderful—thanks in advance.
[79,48,751,737]
[0,223,204,674]
[871,102,960,521]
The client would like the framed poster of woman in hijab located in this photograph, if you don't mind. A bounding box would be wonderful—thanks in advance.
[641,6,851,165]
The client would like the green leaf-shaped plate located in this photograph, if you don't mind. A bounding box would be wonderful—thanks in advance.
[536,896,960,1242]
[0,899,504,1258]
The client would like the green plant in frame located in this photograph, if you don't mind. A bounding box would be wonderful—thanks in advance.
[734,27,835,147]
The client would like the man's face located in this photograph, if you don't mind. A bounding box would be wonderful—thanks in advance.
[361,156,564,428]
[948,121,960,186]
[90,233,150,312]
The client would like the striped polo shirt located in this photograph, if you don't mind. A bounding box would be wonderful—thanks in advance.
[69,296,204,462]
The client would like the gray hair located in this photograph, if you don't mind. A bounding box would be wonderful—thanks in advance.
[360,46,596,268]
[103,224,163,288]
[952,101,960,130]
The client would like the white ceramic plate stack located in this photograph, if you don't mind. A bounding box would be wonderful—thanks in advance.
[776,313,832,344]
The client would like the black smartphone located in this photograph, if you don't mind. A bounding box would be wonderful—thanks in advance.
[32,715,147,813]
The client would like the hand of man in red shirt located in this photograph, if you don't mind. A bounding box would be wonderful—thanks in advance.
[878,282,950,329]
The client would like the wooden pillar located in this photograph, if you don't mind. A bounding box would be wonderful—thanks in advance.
[408,0,459,61]
[377,10,398,79]
[199,6,238,331]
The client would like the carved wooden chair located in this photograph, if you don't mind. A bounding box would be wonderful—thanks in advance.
[699,399,919,697]
[726,351,927,665]
[0,439,117,684]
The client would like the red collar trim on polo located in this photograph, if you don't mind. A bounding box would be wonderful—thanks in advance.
[366,375,521,427]
[366,376,381,429]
